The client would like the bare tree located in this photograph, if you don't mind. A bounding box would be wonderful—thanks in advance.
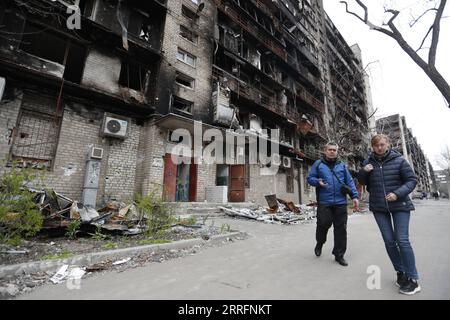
[436,144,450,173]
[340,0,450,108]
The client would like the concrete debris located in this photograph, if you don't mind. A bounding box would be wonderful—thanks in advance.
[50,264,69,284]
[49,265,86,284]
[112,257,131,265]
[219,196,317,225]
[67,267,86,281]
[0,283,19,297]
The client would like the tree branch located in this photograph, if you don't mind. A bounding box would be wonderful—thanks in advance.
[340,1,366,24]
[409,8,437,28]
[416,25,433,52]
[429,0,446,68]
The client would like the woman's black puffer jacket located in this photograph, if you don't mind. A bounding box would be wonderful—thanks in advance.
[358,149,417,213]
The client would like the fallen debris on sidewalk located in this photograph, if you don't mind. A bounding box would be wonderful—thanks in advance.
[27,188,146,236]
[219,195,317,224]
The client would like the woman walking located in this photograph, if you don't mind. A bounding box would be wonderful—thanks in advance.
[358,134,421,295]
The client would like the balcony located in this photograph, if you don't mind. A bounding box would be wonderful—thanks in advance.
[303,145,323,160]
[295,83,325,113]
[213,65,285,116]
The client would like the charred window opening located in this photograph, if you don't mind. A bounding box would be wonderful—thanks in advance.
[119,62,148,91]
[182,5,198,23]
[175,72,195,89]
[19,22,86,83]
[11,93,62,169]
[20,23,66,64]
[179,25,198,44]
[172,95,193,114]
[63,42,87,84]
[128,9,151,41]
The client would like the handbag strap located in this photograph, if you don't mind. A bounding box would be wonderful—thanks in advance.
[318,160,345,185]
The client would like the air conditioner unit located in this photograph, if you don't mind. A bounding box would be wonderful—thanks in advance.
[101,114,130,139]
[282,156,292,168]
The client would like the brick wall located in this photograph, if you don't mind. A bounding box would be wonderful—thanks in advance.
[157,0,215,120]
[81,48,121,95]
[245,165,300,206]
[138,124,166,196]
[205,186,227,203]
[104,121,141,202]
[197,161,217,202]
[1,91,143,206]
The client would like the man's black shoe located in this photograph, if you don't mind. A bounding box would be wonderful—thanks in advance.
[335,256,348,266]
[314,244,322,257]
[399,278,421,295]
[396,272,408,287]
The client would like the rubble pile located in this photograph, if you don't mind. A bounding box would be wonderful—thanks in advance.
[219,194,317,224]
[29,188,146,236]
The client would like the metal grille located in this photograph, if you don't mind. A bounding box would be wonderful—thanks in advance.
[12,109,61,165]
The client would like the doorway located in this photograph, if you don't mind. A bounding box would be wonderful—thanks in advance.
[229,165,245,202]
[163,154,197,202]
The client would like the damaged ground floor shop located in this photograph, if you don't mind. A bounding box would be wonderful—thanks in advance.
[0,89,321,207]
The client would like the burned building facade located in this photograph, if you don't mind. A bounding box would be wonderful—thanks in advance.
[0,0,373,207]
[376,114,432,193]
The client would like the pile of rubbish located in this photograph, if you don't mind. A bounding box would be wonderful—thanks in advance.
[219,194,317,224]
[30,188,145,236]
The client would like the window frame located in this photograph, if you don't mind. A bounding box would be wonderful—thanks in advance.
[176,48,197,68]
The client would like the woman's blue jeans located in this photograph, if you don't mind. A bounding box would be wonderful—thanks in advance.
[373,211,419,280]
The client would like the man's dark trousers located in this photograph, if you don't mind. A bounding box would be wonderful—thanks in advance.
[316,205,348,257]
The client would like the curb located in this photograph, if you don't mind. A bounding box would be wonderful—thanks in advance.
[0,231,245,278]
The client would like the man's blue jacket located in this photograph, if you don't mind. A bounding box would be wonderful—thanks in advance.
[307,158,359,205]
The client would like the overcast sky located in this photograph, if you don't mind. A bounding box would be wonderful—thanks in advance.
[323,0,450,170]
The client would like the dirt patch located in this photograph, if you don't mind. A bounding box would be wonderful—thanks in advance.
[0,223,246,300]
[0,224,222,266]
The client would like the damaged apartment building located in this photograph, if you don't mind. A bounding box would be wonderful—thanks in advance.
[0,0,373,207]
[376,114,432,193]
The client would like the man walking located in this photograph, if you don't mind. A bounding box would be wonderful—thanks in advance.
[307,142,359,266]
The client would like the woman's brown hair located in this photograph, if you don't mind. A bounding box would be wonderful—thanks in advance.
[371,134,390,146]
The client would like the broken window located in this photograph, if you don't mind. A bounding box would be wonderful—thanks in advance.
[63,42,87,84]
[10,93,62,169]
[119,62,148,91]
[175,71,195,89]
[179,25,198,43]
[172,95,193,114]
[182,5,198,23]
[127,9,152,42]
[177,48,196,67]
[19,22,86,83]
[20,23,67,64]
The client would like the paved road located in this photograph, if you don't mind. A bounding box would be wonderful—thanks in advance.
[19,200,450,300]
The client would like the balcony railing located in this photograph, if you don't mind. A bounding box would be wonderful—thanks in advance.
[303,145,323,160]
